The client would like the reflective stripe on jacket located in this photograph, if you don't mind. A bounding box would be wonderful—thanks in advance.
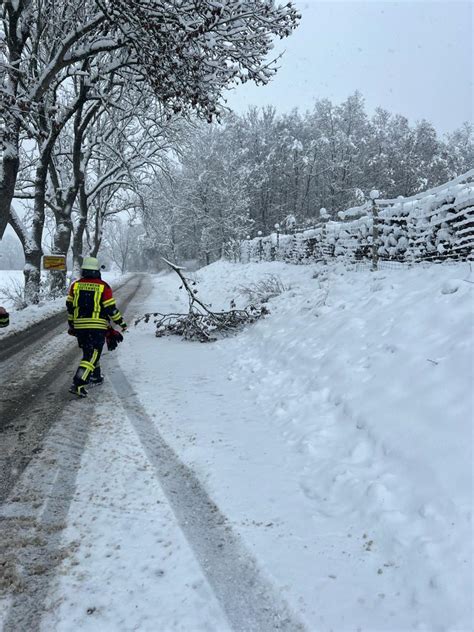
[66,278,124,330]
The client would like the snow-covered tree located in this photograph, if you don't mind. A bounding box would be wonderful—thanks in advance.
[153,95,469,247]
[1,0,300,238]
[443,123,474,178]
[1,0,300,301]
[142,118,253,265]
[102,218,144,273]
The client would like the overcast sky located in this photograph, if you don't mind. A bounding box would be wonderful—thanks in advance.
[224,0,473,135]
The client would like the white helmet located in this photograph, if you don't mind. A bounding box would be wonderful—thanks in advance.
[81,256,100,271]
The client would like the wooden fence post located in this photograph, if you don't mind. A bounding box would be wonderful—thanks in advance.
[319,208,329,262]
[246,235,251,262]
[370,190,380,271]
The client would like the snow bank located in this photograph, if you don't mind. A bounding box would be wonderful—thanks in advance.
[0,270,65,337]
[134,259,472,630]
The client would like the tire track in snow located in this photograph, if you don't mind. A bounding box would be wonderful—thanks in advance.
[110,363,306,632]
[0,275,150,631]
[0,401,94,632]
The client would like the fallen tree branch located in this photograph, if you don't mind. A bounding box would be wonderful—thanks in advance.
[135,259,269,342]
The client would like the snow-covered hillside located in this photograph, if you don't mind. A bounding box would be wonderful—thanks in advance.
[119,260,471,631]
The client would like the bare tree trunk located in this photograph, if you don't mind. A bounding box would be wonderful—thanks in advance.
[49,215,73,293]
[0,0,26,238]
[72,184,88,277]
[90,231,102,257]
[0,126,20,238]
[49,97,89,292]
[23,249,43,304]
[8,208,42,304]
[20,149,52,303]
[90,205,103,257]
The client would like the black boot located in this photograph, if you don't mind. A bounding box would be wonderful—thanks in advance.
[69,383,88,398]
[89,366,104,385]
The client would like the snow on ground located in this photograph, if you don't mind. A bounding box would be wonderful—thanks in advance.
[0,269,125,338]
[122,260,472,631]
[39,390,231,632]
[30,260,472,631]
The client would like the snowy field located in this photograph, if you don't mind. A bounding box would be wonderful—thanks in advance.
[39,259,472,631]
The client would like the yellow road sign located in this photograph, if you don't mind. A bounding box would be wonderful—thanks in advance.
[43,255,66,271]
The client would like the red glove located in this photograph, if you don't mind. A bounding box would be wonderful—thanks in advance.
[105,327,124,351]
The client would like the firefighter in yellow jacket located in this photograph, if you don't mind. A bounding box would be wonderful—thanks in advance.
[66,257,127,397]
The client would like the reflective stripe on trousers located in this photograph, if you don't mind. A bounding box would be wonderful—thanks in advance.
[73,330,105,386]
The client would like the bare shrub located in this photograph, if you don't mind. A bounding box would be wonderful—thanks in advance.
[0,275,67,311]
[0,278,27,310]
[237,274,290,304]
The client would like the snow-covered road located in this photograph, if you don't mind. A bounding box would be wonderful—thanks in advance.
[0,275,151,630]
[0,262,472,632]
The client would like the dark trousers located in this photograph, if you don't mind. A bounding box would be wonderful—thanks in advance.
[73,330,106,386]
